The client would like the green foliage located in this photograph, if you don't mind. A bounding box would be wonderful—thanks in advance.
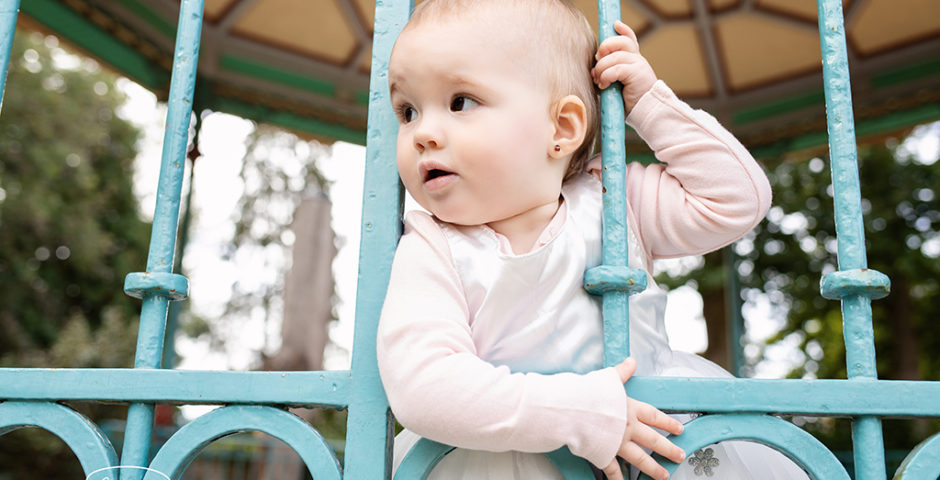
[0,30,149,363]
[0,30,150,478]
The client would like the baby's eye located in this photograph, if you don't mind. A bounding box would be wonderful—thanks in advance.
[397,105,417,123]
[450,95,479,112]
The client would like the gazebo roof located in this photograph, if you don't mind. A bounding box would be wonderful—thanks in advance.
[23,0,940,156]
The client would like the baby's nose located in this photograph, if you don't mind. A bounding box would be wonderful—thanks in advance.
[415,137,439,152]
[412,114,444,152]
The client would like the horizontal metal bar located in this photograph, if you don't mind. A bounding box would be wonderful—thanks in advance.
[2,369,938,418]
[627,377,940,418]
[0,369,351,408]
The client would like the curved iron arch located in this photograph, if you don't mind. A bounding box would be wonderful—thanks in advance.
[145,404,342,480]
[394,437,453,480]
[638,413,850,480]
[395,439,598,479]
[894,432,940,479]
[0,401,119,477]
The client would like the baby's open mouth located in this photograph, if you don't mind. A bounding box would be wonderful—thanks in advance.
[424,169,453,182]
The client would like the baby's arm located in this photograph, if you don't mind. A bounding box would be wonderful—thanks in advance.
[377,213,683,477]
[378,213,625,466]
[594,22,772,259]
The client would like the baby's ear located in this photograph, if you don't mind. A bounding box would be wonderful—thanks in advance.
[551,95,587,157]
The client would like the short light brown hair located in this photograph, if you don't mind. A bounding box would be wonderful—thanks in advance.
[406,0,599,182]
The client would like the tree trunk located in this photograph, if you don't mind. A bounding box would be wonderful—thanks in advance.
[268,194,336,373]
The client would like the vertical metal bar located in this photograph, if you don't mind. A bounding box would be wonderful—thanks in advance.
[0,0,20,112]
[163,124,199,369]
[162,166,192,369]
[122,1,204,478]
[724,246,745,377]
[815,0,885,478]
[344,0,411,478]
[596,0,630,367]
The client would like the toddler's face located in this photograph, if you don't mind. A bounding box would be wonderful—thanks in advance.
[388,13,568,227]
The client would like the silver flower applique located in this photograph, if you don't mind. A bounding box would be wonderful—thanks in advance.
[688,447,720,476]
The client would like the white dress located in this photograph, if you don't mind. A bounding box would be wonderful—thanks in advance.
[389,173,809,479]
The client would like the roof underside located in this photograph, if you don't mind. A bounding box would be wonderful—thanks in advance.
[22,0,940,157]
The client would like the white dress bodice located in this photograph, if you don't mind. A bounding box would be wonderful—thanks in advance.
[440,172,673,377]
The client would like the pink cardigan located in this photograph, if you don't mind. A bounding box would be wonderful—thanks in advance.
[377,81,772,468]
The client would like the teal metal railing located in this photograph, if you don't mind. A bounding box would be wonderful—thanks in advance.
[0,0,938,479]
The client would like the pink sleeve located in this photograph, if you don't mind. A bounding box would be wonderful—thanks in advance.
[377,211,627,468]
[618,80,772,259]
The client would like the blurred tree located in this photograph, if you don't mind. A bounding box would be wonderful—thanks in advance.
[0,30,149,478]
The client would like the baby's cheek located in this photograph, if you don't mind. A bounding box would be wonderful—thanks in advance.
[396,142,421,194]
[503,116,550,160]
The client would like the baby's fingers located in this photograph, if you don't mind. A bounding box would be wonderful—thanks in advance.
[632,423,686,465]
[614,20,639,44]
[634,400,684,436]
[613,357,637,384]
[596,30,639,59]
[621,442,670,480]
[592,51,643,87]
[594,50,642,75]
[601,459,625,480]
